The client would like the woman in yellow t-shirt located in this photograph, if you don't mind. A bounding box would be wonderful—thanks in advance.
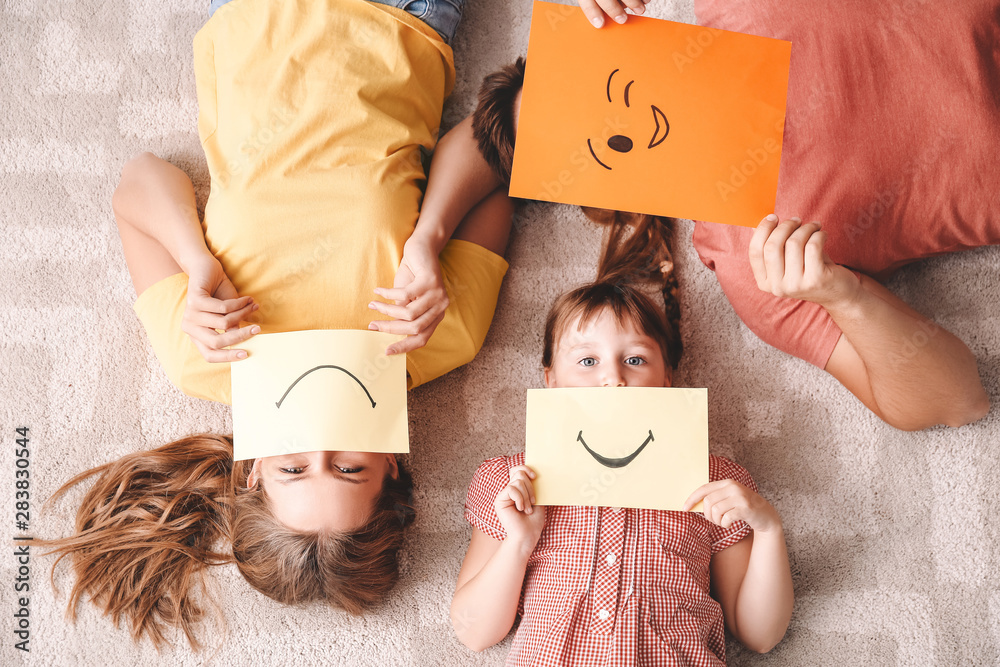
[38,0,513,649]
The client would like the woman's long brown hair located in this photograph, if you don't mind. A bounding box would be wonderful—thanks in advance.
[32,434,414,650]
[472,59,682,368]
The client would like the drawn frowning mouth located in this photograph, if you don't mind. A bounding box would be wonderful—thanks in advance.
[576,430,655,468]
[275,365,376,409]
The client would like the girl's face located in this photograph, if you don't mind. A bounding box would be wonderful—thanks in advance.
[545,308,672,389]
[248,451,398,533]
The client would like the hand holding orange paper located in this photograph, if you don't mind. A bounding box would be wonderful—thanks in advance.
[525,387,708,510]
[510,1,791,227]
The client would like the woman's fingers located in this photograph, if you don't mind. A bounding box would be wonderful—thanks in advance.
[187,301,257,332]
[369,299,446,337]
[384,310,446,355]
[192,339,249,363]
[373,285,415,305]
[189,292,254,315]
[369,290,449,323]
[183,319,260,362]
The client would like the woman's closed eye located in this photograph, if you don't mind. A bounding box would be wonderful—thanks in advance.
[279,466,364,474]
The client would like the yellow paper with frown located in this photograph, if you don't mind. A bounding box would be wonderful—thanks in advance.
[231,330,408,460]
[526,387,708,510]
[510,1,791,227]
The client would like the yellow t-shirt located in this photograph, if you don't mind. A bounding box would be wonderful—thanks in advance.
[134,0,508,404]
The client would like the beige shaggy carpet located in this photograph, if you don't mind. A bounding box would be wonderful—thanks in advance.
[3,0,1000,665]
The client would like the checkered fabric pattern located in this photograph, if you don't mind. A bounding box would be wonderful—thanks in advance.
[464,453,756,666]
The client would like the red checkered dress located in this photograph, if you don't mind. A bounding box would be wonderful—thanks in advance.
[464,453,756,667]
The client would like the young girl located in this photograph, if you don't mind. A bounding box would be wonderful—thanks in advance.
[450,62,794,664]
[450,234,794,664]
[36,0,510,650]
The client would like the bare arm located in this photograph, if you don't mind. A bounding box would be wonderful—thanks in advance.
[369,116,507,354]
[750,216,989,431]
[822,276,988,430]
[113,152,258,361]
[451,529,534,651]
[451,466,545,652]
[407,116,504,255]
[710,529,793,652]
[113,152,218,272]
[687,480,793,653]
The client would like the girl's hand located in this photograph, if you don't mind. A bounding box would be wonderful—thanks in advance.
[578,0,651,28]
[495,466,547,550]
[369,236,449,355]
[180,254,259,363]
[749,214,861,309]
[684,479,782,535]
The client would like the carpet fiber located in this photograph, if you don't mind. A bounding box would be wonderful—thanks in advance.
[3,0,1000,665]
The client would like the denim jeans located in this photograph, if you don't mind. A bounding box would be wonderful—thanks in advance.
[208,0,465,44]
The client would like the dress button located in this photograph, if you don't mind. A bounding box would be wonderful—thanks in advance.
[598,609,610,621]
[605,553,617,566]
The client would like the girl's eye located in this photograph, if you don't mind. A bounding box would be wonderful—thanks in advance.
[579,357,597,367]
[280,467,304,474]
[625,356,646,366]
[337,466,363,474]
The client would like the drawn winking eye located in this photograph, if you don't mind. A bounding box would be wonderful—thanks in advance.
[587,69,670,170]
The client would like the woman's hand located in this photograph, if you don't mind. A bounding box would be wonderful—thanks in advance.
[369,236,450,355]
[495,466,547,550]
[684,479,782,534]
[578,0,650,28]
[180,254,259,363]
[749,214,861,309]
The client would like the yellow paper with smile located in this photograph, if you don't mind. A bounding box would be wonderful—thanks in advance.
[231,330,408,460]
[526,387,708,510]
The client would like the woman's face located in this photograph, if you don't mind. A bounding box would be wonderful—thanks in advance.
[249,451,398,533]
[545,308,671,389]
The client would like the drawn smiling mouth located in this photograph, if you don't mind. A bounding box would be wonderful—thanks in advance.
[576,430,654,468]
[275,365,376,409]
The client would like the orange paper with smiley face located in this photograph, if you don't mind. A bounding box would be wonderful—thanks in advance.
[510,1,792,227]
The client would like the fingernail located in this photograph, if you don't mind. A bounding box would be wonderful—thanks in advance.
[247,297,253,304]
[634,5,644,14]
[614,14,626,23]
[526,507,532,514]
[766,213,778,221]
[368,302,376,309]
[591,17,604,28]
[790,216,802,222]
[250,326,260,334]
[368,322,378,330]
[236,351,247,359]
[252,304,259,311]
